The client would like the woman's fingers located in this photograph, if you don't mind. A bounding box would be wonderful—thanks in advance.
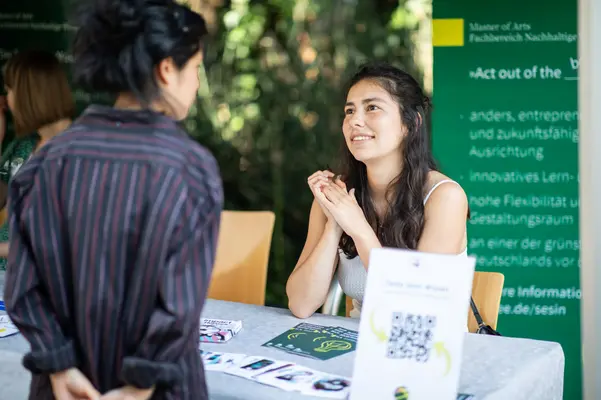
[322,184,345,204]
[66,369,100,399]
[308,173,336,192]
[308,170,334,181]
[308,172,349,203]
[334,177,346,189]
[308,175,330,185]
[308,171,338,185]
[349,188,359,203]
[314,186,335,208]
[329,181,349,195]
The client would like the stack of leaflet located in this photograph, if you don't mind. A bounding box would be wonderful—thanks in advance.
[199,351,476,399]
[199,318,242,343]
[200,350,351,399]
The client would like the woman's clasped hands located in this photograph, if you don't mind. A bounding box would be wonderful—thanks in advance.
[50,368,154,400]
[307,170,372,239]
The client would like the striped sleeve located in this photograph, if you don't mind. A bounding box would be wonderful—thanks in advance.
[119,148,223,389]
[3,157,78,374]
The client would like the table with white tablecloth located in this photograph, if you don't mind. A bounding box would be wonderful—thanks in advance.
[0,275,564,399]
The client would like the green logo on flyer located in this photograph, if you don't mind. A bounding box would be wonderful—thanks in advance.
[314,340,352,353]
[394,386,409,400]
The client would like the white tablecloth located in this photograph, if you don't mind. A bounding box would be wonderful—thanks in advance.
[0,275,564,399]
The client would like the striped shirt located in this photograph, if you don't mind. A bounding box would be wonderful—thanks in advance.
[3,105,223,399]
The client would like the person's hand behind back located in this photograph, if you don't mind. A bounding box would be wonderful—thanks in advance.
[50,368,100,400]
[100,385,155,400]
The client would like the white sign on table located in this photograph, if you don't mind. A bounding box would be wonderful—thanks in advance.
[350,248,476,400]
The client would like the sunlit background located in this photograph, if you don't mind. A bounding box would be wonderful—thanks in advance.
[182,0,432,307]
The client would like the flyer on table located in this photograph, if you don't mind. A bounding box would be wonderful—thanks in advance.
[350,248,476,400]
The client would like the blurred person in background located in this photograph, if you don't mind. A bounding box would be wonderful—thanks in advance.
[0,50,74,269]
[3,0,223,399]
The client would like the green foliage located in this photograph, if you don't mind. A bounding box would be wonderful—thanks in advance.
[187,0,428,308]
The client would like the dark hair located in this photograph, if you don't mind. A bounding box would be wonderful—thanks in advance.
[72,0,208,105]
[3,50,74,136]
[339,62,437,258]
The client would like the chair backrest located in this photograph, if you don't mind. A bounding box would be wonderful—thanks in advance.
[207,210,275,306]
[468,271,504,332]
[344,271,505,331]
[345,295,353,318]
[0,207,6,227]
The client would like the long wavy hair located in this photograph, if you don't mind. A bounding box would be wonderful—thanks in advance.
[339,63,438,258]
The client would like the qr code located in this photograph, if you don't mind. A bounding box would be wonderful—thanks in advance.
[386,312,436,362]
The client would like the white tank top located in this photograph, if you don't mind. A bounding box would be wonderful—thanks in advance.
[336,180,468,318]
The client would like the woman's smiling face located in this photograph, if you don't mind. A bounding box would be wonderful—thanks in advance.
[342,79,404,163]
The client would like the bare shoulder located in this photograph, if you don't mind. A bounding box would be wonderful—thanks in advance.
[424,171,468,211]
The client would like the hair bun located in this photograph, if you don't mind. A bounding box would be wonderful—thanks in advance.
[77,0,144,47]
[73,0,208,101]
[116,1,142,31]
[107,0,145,44]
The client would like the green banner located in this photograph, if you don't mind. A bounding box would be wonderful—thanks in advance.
[432,1,579,398]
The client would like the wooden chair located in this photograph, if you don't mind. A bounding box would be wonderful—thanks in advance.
[468,271,504,332]
[345,295,353,318]
[207,210,275,306]
[344,271,505,332]
[0,207,6,226]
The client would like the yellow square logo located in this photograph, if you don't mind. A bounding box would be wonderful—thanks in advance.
[432,19,464,47]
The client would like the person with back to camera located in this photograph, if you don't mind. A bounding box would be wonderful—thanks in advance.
[3,1,223,400]
[286,63,469,320]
